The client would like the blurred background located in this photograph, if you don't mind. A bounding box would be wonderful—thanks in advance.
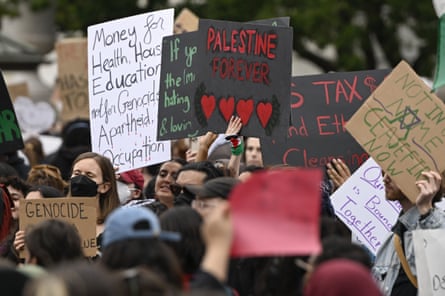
[0,0,438,102]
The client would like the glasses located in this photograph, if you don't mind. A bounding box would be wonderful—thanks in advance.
[169,183,195,199]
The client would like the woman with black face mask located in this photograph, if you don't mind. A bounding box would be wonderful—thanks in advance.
[68,152,120,255]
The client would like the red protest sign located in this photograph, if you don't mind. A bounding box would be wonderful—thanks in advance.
[230,168,322,257]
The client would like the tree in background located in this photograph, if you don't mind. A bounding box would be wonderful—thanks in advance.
[185,0,438,77]
[4,0,438,77]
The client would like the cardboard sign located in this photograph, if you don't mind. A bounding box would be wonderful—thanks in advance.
[7,82,29,102]
[346,61,445,202]
[330,157,401,254]
[230,168,322,257]
[195,19,293,138]
[413,229,445,296]
[57,38,90,122]
[87,9,173,172]
[261,69,389,170]
[19,197,97,257]
[0,72,24,153]
[174,8,199,34]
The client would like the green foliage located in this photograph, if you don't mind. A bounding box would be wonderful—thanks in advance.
[4,0,439,76]
[187,0,439,77]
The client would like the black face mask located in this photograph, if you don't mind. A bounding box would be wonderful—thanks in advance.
[70,175,98,197]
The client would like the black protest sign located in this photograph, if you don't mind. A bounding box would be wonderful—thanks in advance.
[158,32,201,140]
[261,69,390,171]
[195,19,293,138]
[0,72,24,154]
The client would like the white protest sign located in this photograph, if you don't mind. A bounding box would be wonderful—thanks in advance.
[413,229,445,296]
[330,157,401,254]
[87,9,173,172]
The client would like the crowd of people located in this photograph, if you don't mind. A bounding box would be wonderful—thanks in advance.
[0,114,443,296]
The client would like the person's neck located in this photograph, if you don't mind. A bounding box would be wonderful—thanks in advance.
[399,197,415,213]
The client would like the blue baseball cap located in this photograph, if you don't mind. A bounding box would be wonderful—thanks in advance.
[102,207,180,248]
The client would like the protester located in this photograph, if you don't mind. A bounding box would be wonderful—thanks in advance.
[24,260,117,296]
[185,177,240,218]
[24,219,84,268]
[117,169,145,205]
[100,206,183,291]
[243,137,263,167]
[0,258,32,296]
[67,152,121,252]
[372,170,445,296]
[43,119,91,180]
[304,259,383,296]
[10,184,65,262]
[27,164,67,194]
[160,206,205,283]
[173,161,224,207]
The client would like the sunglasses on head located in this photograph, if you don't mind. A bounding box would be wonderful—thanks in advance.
[169,183,195,198]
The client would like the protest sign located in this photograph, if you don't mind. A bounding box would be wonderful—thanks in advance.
[7,82,28,101]
[88,9,173,172]
[19,197,97,257]
[57,38,89,122]
[195,19,293,138]
[330,157,401,254]
[174,8,199,34]
[413,229,445,296]
[157,31,201,140]
[346,61,445,202]
[261,69,389,170]
[230,168,322,257]
[0,72,24,153]
[158,18,291,141]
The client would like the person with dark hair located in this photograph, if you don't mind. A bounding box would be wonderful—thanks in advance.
[173,161,224,207]
[43,119,91,181]
[100,206,183,291]
[0,162,19,179]
[25,185,64,199]
[126,159,187,215]
[238,165,264,182]
[160,206,205,281]
[243,137,263,167]
[24,219,84,268]
[1,151,30,181]
[24,260,116,296]
[312,236,373,271]
[373,171,445,296]
[185,177,240,218]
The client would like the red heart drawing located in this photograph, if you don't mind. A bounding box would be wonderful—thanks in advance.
[256,102,273,128]
[201,94,216,120]
[236,99,254,125]
[219,96,235,122]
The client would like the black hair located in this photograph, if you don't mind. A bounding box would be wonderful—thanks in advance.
[313,236,373,269]
[160,206,204,274]
[177,160,223,182]
[26,185,64,198]
[101,238,183,291]
[25,219,83,268]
